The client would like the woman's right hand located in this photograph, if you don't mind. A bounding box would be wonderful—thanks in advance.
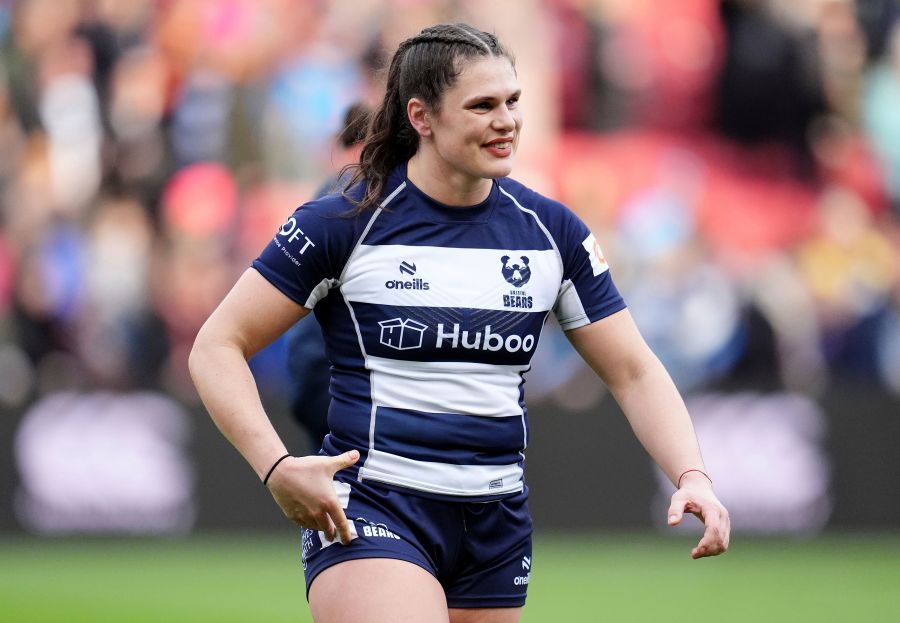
[265,450,360,544]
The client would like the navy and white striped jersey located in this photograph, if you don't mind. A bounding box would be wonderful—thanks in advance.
[253,163,625,500]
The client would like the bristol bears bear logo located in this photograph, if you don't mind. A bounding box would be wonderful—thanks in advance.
[501,255,531,287]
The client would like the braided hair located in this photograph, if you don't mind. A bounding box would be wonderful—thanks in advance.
[344,23,513,213]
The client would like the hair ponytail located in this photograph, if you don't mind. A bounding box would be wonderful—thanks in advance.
[343,23,512,213]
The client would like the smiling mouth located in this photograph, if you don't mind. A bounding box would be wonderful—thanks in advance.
[483,139,514,158]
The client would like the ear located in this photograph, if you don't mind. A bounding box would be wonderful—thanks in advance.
[407,98,432,138]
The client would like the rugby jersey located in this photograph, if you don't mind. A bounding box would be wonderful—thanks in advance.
[253,163,625,501]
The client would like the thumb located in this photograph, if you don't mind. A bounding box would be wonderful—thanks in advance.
[668,499,685,526]
[330,450,360,472]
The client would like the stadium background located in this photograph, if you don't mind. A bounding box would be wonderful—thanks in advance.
[1,0,899,620]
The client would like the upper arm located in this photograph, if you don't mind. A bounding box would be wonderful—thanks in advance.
[565,308,659,392]
[195,268,309,359]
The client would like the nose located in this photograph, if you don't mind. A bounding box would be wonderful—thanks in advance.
[492,103,516,132]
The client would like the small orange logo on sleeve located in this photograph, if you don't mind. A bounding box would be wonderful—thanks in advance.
[582,233,609,276]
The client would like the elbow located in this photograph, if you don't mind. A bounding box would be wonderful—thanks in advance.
[188,322,222,386]
[605,351,660,396]
[187,329,206,387]
[188,322,248,385]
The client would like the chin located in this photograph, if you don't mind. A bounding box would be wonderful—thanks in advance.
[482,160,514,179]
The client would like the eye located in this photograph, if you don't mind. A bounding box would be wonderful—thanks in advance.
[506,96,519,108]
[472,101,492,111]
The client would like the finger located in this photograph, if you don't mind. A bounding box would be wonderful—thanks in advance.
[721,513,731,551]
[693,521,725,558]
[329,450,360,473]
[692,541,726,558]
[329,504,354,545]
[320,512,338,543]
[667,496,687,526]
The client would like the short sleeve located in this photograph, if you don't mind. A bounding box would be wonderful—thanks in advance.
[550,207,626,330]
[251,198,360,309]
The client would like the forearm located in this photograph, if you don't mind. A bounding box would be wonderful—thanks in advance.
[189,337,288,481]
[567,311,728,555]
[608,356,706,487]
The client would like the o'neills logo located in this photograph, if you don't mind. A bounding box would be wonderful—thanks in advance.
[436,323,535,353]
[386,260,430,290]
[385,278,430,290]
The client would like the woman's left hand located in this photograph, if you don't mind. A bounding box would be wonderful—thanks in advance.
[667,474,730,559]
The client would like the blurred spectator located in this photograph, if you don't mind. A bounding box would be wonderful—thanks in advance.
[864,17,900,211]
[795,186,897,377]
[715,0,825,176]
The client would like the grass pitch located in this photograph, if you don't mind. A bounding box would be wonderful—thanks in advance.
[1,532,898,622]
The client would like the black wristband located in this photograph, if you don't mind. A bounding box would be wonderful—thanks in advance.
[263,453,292,486]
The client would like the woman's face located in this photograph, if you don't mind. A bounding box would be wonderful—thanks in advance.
[425,55,522,184]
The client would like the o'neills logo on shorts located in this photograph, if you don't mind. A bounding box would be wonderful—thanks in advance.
[514,555,532,585]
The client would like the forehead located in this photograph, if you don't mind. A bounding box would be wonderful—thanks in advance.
[445,55,519,102]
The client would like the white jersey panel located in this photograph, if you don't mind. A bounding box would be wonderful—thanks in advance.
[360,448,524,497]
[341,244,563,312]
[367,355,528,418]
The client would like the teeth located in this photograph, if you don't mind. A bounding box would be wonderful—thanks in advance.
[490,142,511,149]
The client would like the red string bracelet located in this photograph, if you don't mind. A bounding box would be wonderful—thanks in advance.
[677,468,712,489]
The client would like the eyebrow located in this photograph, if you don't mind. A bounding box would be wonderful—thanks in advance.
[463,89,522,106]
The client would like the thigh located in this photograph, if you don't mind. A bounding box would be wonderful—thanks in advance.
[449,607,522,623]
[310,558,449,623]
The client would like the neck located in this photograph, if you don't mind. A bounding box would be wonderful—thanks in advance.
[407,152,492,207]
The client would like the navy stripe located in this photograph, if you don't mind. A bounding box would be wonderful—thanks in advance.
[373,407,525,466]
[325,395,371,450]
[362,186,557,251]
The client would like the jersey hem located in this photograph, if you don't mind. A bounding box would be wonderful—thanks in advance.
[354,474,527,504]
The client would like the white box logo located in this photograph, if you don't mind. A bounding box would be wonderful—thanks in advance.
[378,318,428,350]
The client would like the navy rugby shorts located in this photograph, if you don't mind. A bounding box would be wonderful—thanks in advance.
[300,476,533,608]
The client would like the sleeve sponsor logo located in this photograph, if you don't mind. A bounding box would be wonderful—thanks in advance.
[275,216,317,266]
[581,232,609,276]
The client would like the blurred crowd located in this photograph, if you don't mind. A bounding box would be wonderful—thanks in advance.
[2,0,900,415]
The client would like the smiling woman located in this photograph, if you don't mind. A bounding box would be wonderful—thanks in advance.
[189,22,729,623]
[405,54,522,201]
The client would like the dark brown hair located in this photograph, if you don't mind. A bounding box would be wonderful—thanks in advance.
[343,23,513,213]
[337,102,370,148]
